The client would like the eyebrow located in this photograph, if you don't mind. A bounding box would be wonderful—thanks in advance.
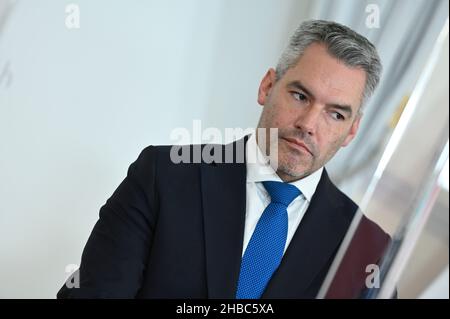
[287,80,354,118]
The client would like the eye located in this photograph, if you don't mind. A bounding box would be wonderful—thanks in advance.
[330,111,345,121]
[292,92,308,102]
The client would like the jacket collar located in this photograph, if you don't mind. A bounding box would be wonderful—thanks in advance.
[200,136,355,298]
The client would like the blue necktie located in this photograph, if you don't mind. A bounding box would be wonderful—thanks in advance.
[236,181,301,299]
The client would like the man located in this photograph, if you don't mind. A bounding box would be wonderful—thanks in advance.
[58,20,390,299]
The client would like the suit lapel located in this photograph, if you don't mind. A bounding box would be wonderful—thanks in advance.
[201,138,248,298]
[262,170,355,298]
[200,136,355,299]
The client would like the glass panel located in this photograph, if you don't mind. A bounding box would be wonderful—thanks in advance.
[318,21,449,299]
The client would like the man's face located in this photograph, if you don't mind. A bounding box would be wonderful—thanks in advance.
[257,43,366,182]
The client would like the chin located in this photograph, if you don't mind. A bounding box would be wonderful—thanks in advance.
[276,146,313,173]
[277,160,311,180]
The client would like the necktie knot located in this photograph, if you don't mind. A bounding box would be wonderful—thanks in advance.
[262,181,300,207]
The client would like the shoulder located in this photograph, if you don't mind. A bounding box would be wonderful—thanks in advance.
[317,169,359,219]
[135,136,247,168]
[321,170,390,242]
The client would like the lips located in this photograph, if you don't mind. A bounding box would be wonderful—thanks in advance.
[282,137,313,155]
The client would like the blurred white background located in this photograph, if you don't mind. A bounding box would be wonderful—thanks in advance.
[0,0,448,298]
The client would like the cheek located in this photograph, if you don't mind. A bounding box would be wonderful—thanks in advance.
[272,105,297,128]
[262,93,299,129]
[261,104,283,128]
[316,124,349,152]
[321,133,347,156]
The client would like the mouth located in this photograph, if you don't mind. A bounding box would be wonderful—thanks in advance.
[281,137,313,156]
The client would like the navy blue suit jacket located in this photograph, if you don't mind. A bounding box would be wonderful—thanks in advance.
[57,137,390,298]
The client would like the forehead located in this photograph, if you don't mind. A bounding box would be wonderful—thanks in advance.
[281,43,366,110]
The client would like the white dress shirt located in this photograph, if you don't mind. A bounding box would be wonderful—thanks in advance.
[243,132,323,256]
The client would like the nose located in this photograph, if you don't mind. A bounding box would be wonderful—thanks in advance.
[294,104,321,136]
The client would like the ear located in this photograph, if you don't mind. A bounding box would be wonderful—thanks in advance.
[342,115,361,147]
[257,68,277,106]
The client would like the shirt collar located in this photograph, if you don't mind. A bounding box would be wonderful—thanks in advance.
[245,131,323,202]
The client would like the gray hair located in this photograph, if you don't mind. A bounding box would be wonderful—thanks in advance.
[275,20,382,113]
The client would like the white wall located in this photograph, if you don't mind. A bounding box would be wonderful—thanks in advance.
[0,0,311,298]
[0,0,447,298]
